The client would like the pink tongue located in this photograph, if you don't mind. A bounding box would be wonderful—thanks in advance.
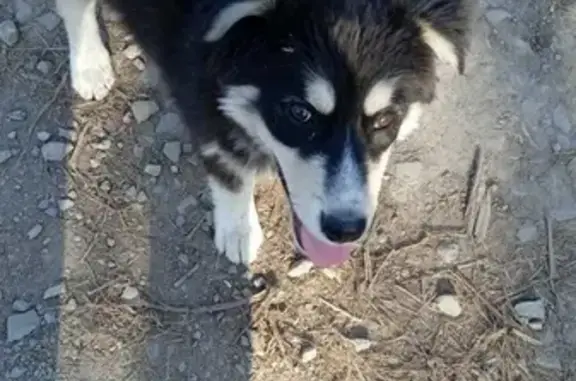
[298,225,353,268]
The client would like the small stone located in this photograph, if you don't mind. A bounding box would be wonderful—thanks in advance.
[144,164,162,177]
[163,141,181,163]
[106,238,115,247]
[122,44,142,60]
[553,104,572,134]
[125,186,138,200]
[58,198,75,211]
[130,100,159,123]
[43,283,66,299]
[44,207,58,217]
[156,112,185,140]
[435,295,462,317]
[8,131,17,139]
[7,310,40,342]
[437,242,460,263]
[514,299,545,330]
[288,259,314,278]
[516,224,538,243]
[137,191,148,203]
[485,8,511,26]
[0,150,13,164]
[14,0,33,23]
[43,312,57,324]
[177,195,199,214]
[0,20,19,47]
[37,131,51,142]
[41,142,72,161]
[63,298,77,312]
[6,108,27,121]
[27,224,43,240]
[121,286,140,302]
[351,338,376,353]
[175,215,186,227]
[36,11,61,31]
[170,165,179,174]
[58,128,77,142]
[8,366,26,378]
[36,60,53,75]
[300,345,317,363]
[99,180,112,193]
[133,145,144,158]
[12,299,31,312]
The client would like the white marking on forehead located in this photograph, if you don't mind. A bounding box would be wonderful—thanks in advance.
[204,0,274,42]
[363,79,397,116]
[304,74,336,115]
[418,21,458,70]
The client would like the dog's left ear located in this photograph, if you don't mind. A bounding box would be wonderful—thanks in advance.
[413,0,472,74]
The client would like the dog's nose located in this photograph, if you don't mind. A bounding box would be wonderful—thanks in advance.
[320,212,367,244]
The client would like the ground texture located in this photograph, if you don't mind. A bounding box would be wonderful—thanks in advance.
[1,0,576,380]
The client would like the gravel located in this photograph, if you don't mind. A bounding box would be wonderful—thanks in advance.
[27,224,43,240]
[144,164,162,177]
[41,142,72,161]
[6,310,41,342]
[435,295,463,317]
[0,20,19,47]
[43,283,66,299]
[163,141,182,163]
[35,11,61,31]
[0,150,13,164]
[130,100,159,123]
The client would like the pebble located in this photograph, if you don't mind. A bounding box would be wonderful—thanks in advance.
[36,60,53,74]
[6,108,27,121]
[37,131,51,142]
[36,199,52,210]
[144,164,162,177]
[287,259,314,278]
[7,310,40,342]
[163,141,182,163]
[63,298,77,312]
[99,180,112,193]
[122,44,142,60]
[121,286,140,302]
[43,283,66,299]
[435,295,463,317]
[130,100,159,123]
[0,150,13,164]
[44,207,58,218]
[485,8,511,26]
[12,299,32,312]
[43,312,57,325]
[514,299,545,330]
[177,195,199,214]
[351,338,376,353]
[8,131,17,139]
[27,224,43,240]
[36,11,61,31]
[156,112,185,140]
[8,366,26,378]
[14,0,33,23]
[137,191,148,203]
[0,20,19,47]
[58,198,75,211]
[41,142,72,161]
[58,128,77,142]
[300,345,318,363]
[516,224,538,243]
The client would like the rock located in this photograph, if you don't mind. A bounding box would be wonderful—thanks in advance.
[553,104,572,134]
[437,242,460,263]
[99,180,112,193]
[485,8,511,26]
[8,366,26,378]
[137,191,148,203]
[300,345,317,363]
[7,310,40,342]
[0,20,19,47]
[36,11,61,31]
[435,295,462,317]
[43,283,66,299]
[177,195,199,214]
[130,100,159,123]
[144,164,162,177]
[156,112,185,140]
[27,224,43,240]
[0,150,13,164]
[63,298,77,312]
[535,347,562,371]
[288,259,314,278]
[58,198,75,211]
[37,131,51,141]
[36,60,53,74]
[351,338,376,353]
[6,108,27,121]
[163,141,182,163]
[123,44,142,60]
[14,0,33,23]
[8,131,17,139]
[121,286,140,303]
[12,299,31,312]
[41,142,72,161]
[516,224,538,243]
[514,299,545,330]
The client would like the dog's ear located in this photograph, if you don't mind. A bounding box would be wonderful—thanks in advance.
[203,0,276,42]
[412,0,471,74]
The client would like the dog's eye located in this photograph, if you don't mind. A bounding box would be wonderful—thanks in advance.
[288,103,313,124]
[373,110,396,130]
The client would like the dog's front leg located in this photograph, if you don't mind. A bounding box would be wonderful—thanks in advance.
[208,172,263,266]
[56,0,115,100]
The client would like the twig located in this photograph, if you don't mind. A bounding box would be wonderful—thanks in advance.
[317,297,362,322]
[69,120,91,169]
[545,213,557,298]
[141,297,252,315]
[185,217,205,240]
[172,263,200,288]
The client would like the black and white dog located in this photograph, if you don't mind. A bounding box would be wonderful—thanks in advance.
[56,0,471,268]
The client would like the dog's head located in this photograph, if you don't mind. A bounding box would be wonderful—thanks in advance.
[210,0,471,267]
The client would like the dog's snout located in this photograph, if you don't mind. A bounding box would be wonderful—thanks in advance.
[320,212,367,244]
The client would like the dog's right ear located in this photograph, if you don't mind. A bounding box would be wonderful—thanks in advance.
[203,0,276,42]
[411,0,472,74]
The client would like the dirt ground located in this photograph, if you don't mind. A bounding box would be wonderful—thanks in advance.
[1,0,576,380]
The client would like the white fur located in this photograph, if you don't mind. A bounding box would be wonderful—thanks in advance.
[56,0,115,100]
[204,0,274,42]
[363,79,396,116]
[304,74,336,115]
[418,21,459,70]
[397,103,423,141]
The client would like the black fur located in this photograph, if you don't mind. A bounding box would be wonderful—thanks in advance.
[105,0,471,190]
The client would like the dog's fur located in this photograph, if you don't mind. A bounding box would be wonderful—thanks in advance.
[56,0,472,267]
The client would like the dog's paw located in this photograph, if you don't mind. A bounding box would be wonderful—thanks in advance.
[70,44,115,101]
[214,206,263,266]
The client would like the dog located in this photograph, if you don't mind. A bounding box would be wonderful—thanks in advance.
[56,0,472,268]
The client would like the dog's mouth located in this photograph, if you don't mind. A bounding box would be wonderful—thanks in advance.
[277,168,356,268]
